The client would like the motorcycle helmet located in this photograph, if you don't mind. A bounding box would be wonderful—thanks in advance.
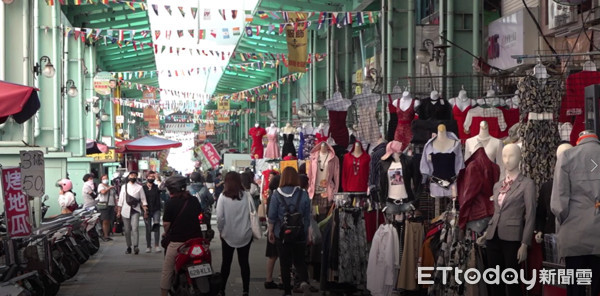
[190,172,204,183]
[57,179,73,191]
[165,175,188,193]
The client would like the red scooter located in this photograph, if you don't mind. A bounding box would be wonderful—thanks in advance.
[169,214,220,296]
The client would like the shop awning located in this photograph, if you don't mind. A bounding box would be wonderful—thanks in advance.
[116,135,182,153]
[0,81,41,124]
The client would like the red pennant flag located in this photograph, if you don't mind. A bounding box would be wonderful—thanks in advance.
[154,30,160,39]
[279,24,285,35]
[133,41,138,51]
[154,44,158,53]
[256,25,261,36]
[222,51,225,61]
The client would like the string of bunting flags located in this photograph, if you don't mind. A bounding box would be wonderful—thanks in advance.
[45,0,144,10]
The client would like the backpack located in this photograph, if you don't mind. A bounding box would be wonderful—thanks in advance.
[277,187,305,244]
[195,186,214,213]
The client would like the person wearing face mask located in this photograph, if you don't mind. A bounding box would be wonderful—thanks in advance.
[97,174,116,240]
[82,173,98,208]
[143,171,162,253]
[117,171,149,255]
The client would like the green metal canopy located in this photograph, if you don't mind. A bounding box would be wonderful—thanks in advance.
[62,3,156,98]
[213,0,349,95]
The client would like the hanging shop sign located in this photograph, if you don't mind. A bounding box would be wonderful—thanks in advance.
[88,149,116,163]
[1,167,32,238]
[143,89,157,101]
[165,123,196,132]
[143,106,160,130]
[116,115,125,124]
[93,72,114,96]
[286,12,309,73]
[201,143,221,169]
[19,150,45,197]
[487,8,539,70]
[217,100,230,123]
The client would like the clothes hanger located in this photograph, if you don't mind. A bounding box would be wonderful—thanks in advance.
[532,59,550,79]
[583,60,597,71]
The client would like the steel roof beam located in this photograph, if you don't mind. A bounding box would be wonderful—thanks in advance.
[63,3,122,14]
[102,58,156,69]
[82,16,148,28]
[76,9,147,23]
[96,46,153,56]
[98,51,154,63]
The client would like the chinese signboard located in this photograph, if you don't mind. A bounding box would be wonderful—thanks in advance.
[2,167,32,238]
[143,89,157,101]
[143,106,160,130]
[88,149,116,162]
[19,150,45,197]
[217,100,230,123]
[201,143,221,169]
[286,12,308,73]
[93,72,113,96]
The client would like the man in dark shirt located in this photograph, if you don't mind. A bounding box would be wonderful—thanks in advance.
[214,173,224,201]
[143,171,162,253]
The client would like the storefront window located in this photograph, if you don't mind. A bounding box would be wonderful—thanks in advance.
[548,0,578,29]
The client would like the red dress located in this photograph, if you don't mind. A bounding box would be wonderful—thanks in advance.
[249,127,266,159]
[452,104,472,142]
[394,99,416,150]
[341,151,371,192]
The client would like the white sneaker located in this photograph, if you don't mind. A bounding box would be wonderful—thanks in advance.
[155,247,161,253]
[145,248,151,253]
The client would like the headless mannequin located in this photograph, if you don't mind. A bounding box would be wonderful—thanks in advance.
[268,123,279,134]
[282,122,295,134]
[393,90,420,111]
[316,143,330,194]
[352,142,363,157]
[535,143,573,243]
[465,121,503,164]
[429,90,441,104]
[432,124,453,152]
[450,90,473,112]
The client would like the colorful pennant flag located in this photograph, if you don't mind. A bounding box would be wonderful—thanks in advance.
[245,10,253,22]
[165,5,172,16]
[219,9,226,20]
[177,30,184,38]
[279,24,285,35]
[222,28,230,39]
[188,30,195,38]
[269,11,280,19]
[203,9,211,20]
[191,7,198,19]
[210,29,217,38]
[256,25,261,36]
[356,12,363,25]
[154,30,160,39]
[245,27,253,37]
[178,7,185,18]
[258,11,268,19]
[232,27,241,36]
[368,12,374,23]
[231,10,238,19]
[74,0,81,5]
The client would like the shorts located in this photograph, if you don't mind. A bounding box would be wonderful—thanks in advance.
[100,206,116,221]
[265,240,278,258]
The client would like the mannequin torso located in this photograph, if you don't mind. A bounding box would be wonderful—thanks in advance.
[393,91,420,111]
[387,153,408,200]
[282,123,295,134]
[432,125,454,152]
[464,121,503,163]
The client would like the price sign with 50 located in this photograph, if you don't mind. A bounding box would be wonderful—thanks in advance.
[19,151,45,197]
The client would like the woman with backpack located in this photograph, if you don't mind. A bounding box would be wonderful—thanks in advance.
[267,167,312,296]
[57,178,78,214]
[216,172,253,296]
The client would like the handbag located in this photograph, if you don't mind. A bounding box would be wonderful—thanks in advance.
[247,193,262,240]
[96,202,108,210]
[125,183,140,207]
[161,198,189,249]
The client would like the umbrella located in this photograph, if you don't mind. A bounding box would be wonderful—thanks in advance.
[116,135,182,153]
[0,81,41,124]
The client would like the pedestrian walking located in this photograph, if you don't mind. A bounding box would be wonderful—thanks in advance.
[268,167,312,296]
[264,174,282,289]
[160,175,204,296]
[241,171,260,209]
[117,171,148,255]
[97,174,116,240]
[216,172,253,296]
[143,171,162,253]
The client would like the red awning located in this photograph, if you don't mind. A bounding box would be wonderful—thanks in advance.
[0,81,41,124]
[116,136,181,153]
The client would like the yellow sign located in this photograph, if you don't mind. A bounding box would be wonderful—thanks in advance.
[88,149,116,162]
[279,160,298,172]
[286,13,308,73]
[217,100,230,110]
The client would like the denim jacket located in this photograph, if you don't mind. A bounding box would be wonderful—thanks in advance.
[268,186,311,240]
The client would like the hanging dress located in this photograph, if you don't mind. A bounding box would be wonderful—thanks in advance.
[264,133,280,159]
[387,95,398,142]
[281,134,296,157]
[394,99,416,151]
[452,104,472,143]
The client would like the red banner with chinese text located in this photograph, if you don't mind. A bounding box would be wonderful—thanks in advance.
[1,167,32,238]
[201,143,221,169]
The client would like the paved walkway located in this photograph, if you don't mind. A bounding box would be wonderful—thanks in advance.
[57,219,291,296]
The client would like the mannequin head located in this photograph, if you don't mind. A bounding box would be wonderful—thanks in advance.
[486,89,496,98]
[353,142,363,154]
[255,123,260,128]
[320,142,328,153]
[458,90,468,100]
[438,124,446,133]
[430,90,440,101]
[270,123,276,128]
[480,121,488,130]
[556,143,573,158]
[402,90,411,99]
[502,144,522,173]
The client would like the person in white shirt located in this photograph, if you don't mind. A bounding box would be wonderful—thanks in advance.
[97,174,117,241]
[57,178,77,214]
[82,174,97,208]
[117,171,148,255]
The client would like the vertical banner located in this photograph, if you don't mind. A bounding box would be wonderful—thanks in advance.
[2,167,32,238]
[201,143,221,169]
[286,12,308,73]
[217,100,230,123]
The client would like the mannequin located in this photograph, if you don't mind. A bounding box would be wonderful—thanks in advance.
[379,140,415,214]
[483,144,536,296]
[535,143,572,243]
[464,121,503,165]
[314,123,329,145]
[416,89,451,120]
[450,89,475,142]
[393,90,418,150]
[307,142,340,200]
[249,123,267,159]
[281,122,297,158]
[264,123,280,159]
[420,124,464,198]
[342,142,371,192]
[551,131,600,296]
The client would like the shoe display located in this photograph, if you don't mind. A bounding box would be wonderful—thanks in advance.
[126,247,132,254]
[155,247,162,253]
[145,248,151,253]
[134,246,139,255]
